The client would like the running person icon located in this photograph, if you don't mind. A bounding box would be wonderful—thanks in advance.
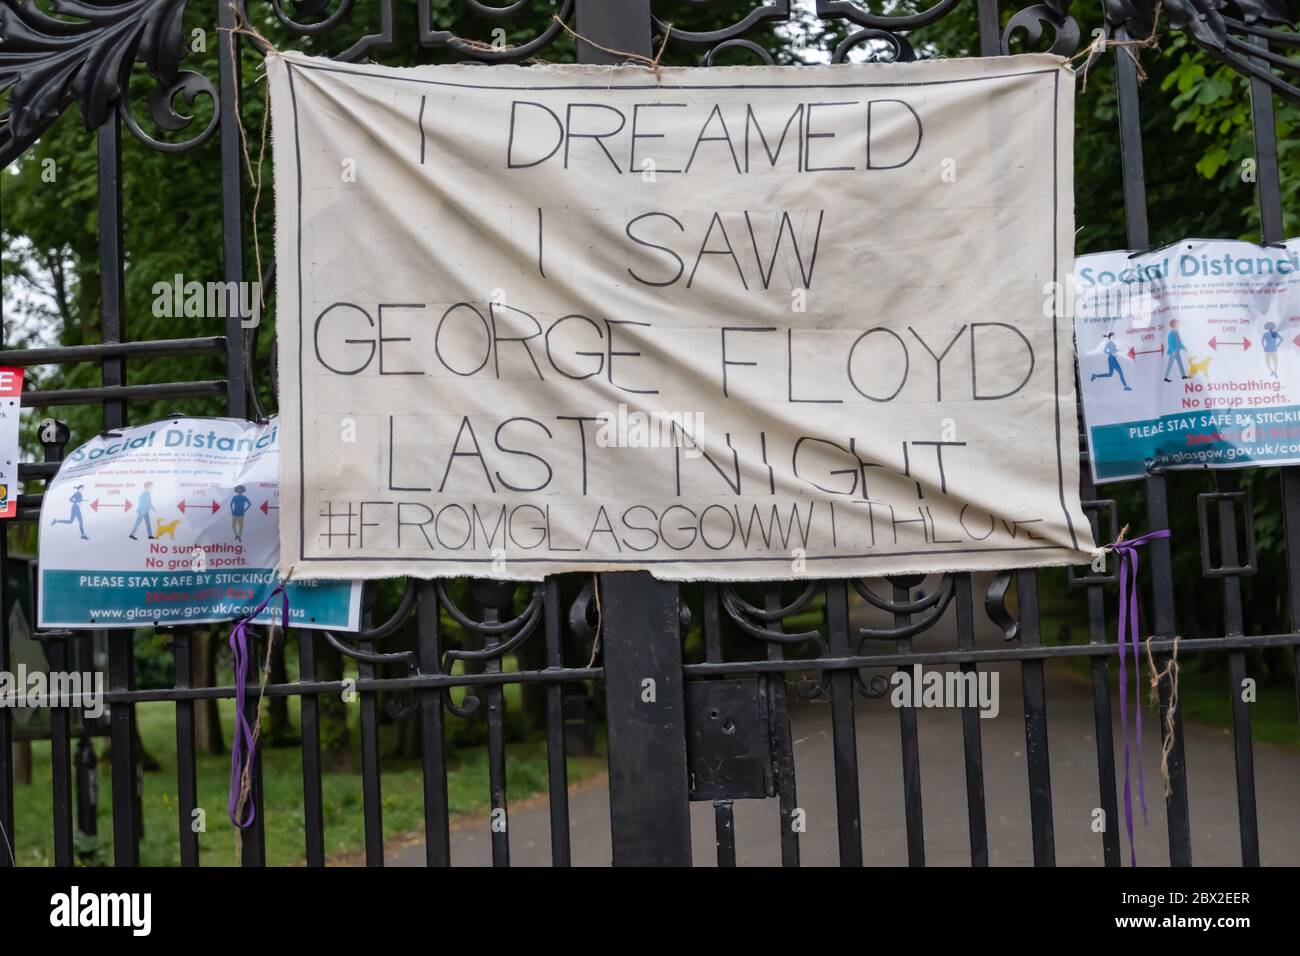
[50,485,90,540]
[1090,333,1132,390]
[230,485,252,542]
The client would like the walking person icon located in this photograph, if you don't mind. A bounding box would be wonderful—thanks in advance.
[1089,333,1132,390]
[1263,321,1284,378]
[50,484,90,540]
[1164,319,1190,382]
[129,481,157,540]
[230,485,251,542]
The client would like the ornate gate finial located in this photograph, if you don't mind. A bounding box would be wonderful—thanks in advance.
[1102,0,1300,103]
[0,0,193,165]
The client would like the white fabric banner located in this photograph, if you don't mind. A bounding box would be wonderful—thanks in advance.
[270,51,1093,581]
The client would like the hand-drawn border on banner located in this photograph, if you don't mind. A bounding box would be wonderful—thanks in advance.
[281,57,1078,568]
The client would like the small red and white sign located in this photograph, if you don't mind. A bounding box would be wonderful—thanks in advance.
[0,367,24,519]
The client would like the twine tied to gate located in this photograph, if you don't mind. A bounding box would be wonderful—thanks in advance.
[552,16,673,82]
[217,4,282,59]
[228,581,290,832]
[219,7,276,309]
[1110,528,1171,866]
[586,573,603,667]
[1072,3,1162,94]
[1145,632,1182,799]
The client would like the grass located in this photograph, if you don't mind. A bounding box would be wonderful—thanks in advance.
[1168,662,1299,750]
[1051,654,1300,751]
[9,685,605,867]
[1035,569,1300,751]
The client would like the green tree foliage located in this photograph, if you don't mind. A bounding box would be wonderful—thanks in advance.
[2,0,1297,689]
[1162,32,1299,237]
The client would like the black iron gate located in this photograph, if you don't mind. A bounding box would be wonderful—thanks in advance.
[1,0,1298,867]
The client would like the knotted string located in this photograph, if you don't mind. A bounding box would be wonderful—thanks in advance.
[1145,632,1182,799]
[219,8,275,308]
[551,16,673,82]
[228,582,289,829]
[1071,4,1162,94]
[1112,528,1170,866]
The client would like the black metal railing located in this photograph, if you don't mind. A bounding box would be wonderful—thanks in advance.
[0,0,1297,867]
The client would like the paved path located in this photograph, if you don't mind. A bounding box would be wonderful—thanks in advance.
[388,661,1300,866]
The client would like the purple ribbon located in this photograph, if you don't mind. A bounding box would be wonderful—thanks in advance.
[228,582,289,829]
[1112,528,1170,867]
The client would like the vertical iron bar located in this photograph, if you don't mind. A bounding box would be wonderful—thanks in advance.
[172,631,200,866]
[416,582,451,866]
[47,637,74,865]
[96,122,126,427]
[1284,472,1300,746]
[1197,25,1276,868]
[75,737,97,855]
[714,800,736,867]
[1016,570,1055,865]
[976,0,1001,57]
[892,581,925,866]
[218,0,249,419]
[238,629,267,866]
[577,1,690,869]
[483,606,510,867]
[762,587,800,867]
[358,642,384,866]
[574,0,653,64]
[1082,484,1121,866]
[1243,34,1300,820]
[222,0,261,866]
[0,533,10,868]
[543,578,570,867]
[98,113,140,867]
[1214,475,1259,866]
[703,585,744,858]
[1114,28,1151,248]
[1146,474,1191,864]
[825,580,862,866]
[297,632,326,866]
[703,582,723,664]
[1244,35,1284,245]
[601,571,692,866]
[0,237,10,865]
[954,573,988,865]
[107,631,136,865]
[1113,26,1193,865]
[1226,648,1259,865]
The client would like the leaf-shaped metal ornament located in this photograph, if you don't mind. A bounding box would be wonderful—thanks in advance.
[0,0,190,165]
[1100,0,1300,104]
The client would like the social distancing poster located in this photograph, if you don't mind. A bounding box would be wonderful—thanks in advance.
[1075,238,1300,482]
[0,366,21,519]
[270,52,1093,581]
[37,416,360,630]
